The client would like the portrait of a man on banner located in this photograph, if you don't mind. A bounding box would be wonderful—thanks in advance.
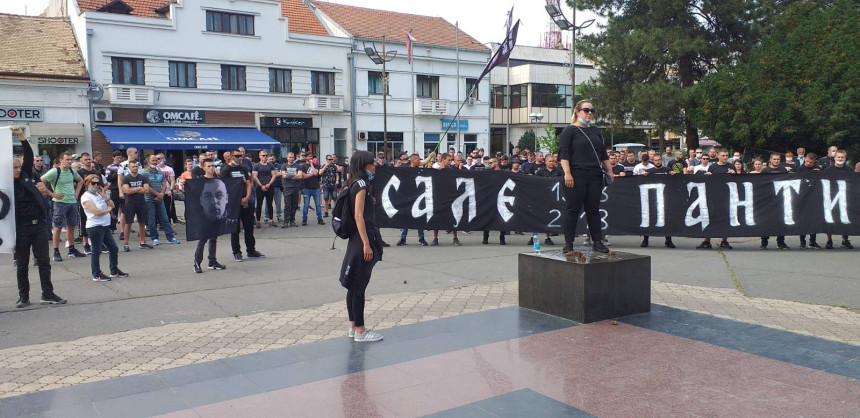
[184,177,244,241]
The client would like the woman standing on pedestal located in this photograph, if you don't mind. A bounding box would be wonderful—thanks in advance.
[558,100,615,255]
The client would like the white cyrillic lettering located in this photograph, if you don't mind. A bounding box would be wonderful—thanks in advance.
[639,184,666,228]
[497,179,516,222]
[412,176,434,222]
[727,182,755,227]
[452,178,477,227]
[773,180,801,225]
[821,180,850,224]
[685,183,710,230]
[381,175,401,218]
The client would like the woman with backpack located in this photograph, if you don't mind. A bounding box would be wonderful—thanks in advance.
[338,150,384,342]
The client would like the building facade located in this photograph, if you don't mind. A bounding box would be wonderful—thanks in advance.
[309,1,491,157]
[50,0,352,161]
[489,44,599,153]
[0,14,91,161]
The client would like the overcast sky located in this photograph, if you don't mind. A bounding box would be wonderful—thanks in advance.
[0,0,603,47]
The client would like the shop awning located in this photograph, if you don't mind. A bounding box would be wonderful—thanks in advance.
[98,126,279,150]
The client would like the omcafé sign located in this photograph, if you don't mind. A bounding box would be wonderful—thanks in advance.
[144,109,205,124]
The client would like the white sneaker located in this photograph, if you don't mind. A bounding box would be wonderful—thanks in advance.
[353,330,383,342]
[348,328,355,338]
[153,239,160,246]
[602,238,611,246]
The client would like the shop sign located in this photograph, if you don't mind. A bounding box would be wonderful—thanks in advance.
[260,117,312,128]
[143,109,205,124]
[0,107,43,121]
[37,136,81,145]
[442,119,468,130]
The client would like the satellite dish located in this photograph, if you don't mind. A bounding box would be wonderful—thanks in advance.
[87,82,104,102]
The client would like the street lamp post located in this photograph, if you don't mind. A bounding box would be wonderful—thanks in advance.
[545,2,594,106]
[363,37,397,159]
[529,112,544,150]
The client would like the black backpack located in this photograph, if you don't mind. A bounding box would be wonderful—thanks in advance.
[331,188,356,239]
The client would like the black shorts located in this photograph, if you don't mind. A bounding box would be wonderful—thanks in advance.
[122,201,147,223]
[110,189,123,210]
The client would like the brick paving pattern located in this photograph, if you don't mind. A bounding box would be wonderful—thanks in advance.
[0,280,856,399]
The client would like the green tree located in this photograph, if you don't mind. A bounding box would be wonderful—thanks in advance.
[518,130,537,151]
[575,0,766,149]
[693,0,860,154]
[537,125,560,154]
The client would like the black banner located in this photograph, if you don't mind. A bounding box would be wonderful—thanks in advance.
[374,167,860,238]
[185,178,244,241]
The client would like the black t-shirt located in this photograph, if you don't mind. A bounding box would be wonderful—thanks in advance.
[302,162,321,189]
[191,166,206,179]
[824,164,852,173]
[797,164,820,173]
[708,163,735,175]
[529,163,545,175]
[349,178,376,230]
[612,165,625,176]
[558,125,608,171]
[221,164,250,182]
[761,165,789,174]
[281,162,305,188]
[253,162,275,185]
[536,167,564,178]
[122,173,149,206]
[646,165,674,175]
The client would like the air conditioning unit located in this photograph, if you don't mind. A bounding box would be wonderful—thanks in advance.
[94,108,113,122]
[357,130,369,141]
[467,97,476,106]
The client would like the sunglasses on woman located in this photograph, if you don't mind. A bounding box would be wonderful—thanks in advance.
[580,108,595,114]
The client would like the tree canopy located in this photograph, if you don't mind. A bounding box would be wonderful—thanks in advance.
[692,0,860,155]
[575,0,765,149]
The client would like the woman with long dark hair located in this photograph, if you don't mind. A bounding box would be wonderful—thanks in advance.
[339,150,384,342]
[558,100,615,254]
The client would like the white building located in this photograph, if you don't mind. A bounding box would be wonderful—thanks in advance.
[48,0,353,161]
[489,44,599,152]
[308,1,491,157]
[0,14,91,161]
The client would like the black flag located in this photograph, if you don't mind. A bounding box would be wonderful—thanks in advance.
[474,19,520,86]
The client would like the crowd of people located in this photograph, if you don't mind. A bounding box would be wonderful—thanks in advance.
[9,122,858,339]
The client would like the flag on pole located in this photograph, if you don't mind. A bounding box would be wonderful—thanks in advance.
[404,30,416,65]
[504,6,514,35]
[474,19,519,86]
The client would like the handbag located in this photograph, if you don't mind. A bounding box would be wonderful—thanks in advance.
[574,126,613,186]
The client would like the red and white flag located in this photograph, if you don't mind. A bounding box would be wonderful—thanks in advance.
[405,30,416,65]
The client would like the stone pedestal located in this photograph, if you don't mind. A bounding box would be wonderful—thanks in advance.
[518,250,651,324]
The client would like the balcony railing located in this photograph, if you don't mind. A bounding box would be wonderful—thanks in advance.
[305,95,344,112]
[106,84,154,106]
[414,98,448,115]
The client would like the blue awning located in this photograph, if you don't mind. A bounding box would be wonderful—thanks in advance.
[98,126,280,150]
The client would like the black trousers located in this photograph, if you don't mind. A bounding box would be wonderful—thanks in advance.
[194,238,217,264]
[16,222,54,299]
[283,187,300,222]
[255,187,274,222]
[563,170,604,245]
[232,204,256,255]
[163,193,179,223]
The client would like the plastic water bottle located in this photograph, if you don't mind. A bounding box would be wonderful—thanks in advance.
[533,233,541,255]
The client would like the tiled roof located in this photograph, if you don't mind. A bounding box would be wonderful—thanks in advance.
[77,0,168,18]
[280,0,328,36]
[76,0,330,35]
[0,14,88,81]
[311,1,488,51]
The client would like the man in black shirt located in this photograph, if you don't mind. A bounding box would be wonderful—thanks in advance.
[222,151,265,262]
[760,153,790,250]
[796,153,821,249]
[279,152,305,228]
[696,149,735,250]
[641,154,676,248]
[10,126,67,308]
[301,153,324,226]
[823,150,853,249]
[252,150,277,227]
[121,160,152,252]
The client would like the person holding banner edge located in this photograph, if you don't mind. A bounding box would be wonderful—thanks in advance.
[559,100,614,254]
[10,126,67,308]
